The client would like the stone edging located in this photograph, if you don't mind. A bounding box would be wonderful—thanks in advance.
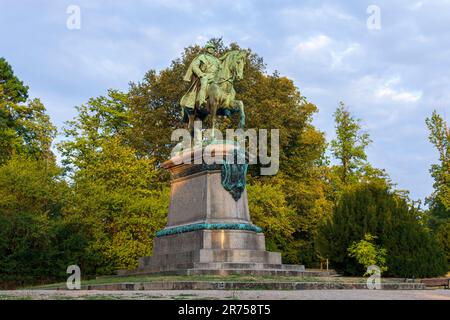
[74,281,426,291]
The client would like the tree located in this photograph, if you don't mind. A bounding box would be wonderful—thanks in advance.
[58,89,130,173]
[319,183,447,277]
[425,111,450,224]
[62,136,169,273]
[330,102,372,186]
[347,233,388,276]
[436,221,450,268]
[0,156,92,288]
[247,179,297,261]
[59,92,168,273]
[0,59,89,288]
[127,39,332,266]
[426,111,450,270]
[0,58,55,163]
[0,57,29,104]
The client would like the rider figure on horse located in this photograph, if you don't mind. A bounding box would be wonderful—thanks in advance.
[180,41,221,111]
[180,41,247,142]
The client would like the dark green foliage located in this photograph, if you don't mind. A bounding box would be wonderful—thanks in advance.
[1,47,448,288]
[0,57,29,103]
[58,90,169,274]
[127,40,332,266]
[0,156,92,288]
[436,221,450,268]
[1,58,55,164]
[319,183,448,277]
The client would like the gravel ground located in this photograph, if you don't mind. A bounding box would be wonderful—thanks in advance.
[1,290,449,300]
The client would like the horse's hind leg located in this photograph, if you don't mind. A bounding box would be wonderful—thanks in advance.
[234,100,245,128]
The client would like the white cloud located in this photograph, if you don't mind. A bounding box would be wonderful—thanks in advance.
[278,4,356,25]
[373,76,423,103]
[286,35,361,72]
[351,75,423,105]
[375,87,422,103]
[295,35,331,53]
[339,75,423,128]
[330,43,361,70]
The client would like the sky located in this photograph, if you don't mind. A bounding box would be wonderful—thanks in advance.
[1,0,449,202]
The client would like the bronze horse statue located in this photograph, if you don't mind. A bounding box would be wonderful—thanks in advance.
[182,50,248,142]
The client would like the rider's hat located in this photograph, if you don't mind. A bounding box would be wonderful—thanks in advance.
[204,40,216,50]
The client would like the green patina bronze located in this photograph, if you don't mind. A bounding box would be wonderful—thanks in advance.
[180,41,250,201]
[156,222,262,237]
[180,41,248,142]
[221,146,248,201]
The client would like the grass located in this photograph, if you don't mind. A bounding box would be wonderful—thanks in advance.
[23,273,415,290]
[26,275,328,290]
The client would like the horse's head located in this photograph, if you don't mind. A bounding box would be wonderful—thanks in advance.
[232,50,248,80]
[220,50,248,81]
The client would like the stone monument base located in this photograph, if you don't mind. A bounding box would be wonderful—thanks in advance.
[118,229,306,276]
[118,142,305,277]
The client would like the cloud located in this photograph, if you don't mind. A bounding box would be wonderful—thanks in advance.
[373,77,423,103]
[375,87,422,103]
[278,4,356,26]
[351,75,422,104]
[284,34,362,73]
[2,0,450,203]
[330,43,361,70]
[295,35,331,53]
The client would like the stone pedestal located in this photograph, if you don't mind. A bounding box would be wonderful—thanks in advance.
[118,143,305,276]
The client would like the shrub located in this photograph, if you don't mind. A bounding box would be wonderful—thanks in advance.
[319,183,448,277]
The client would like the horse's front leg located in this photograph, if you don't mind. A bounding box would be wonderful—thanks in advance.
[235,100,245,128]
[209,101,218,140]
[187,108,201,146]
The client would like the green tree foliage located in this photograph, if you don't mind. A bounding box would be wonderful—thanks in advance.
[347,234,387,276]
[319,183,447,277]
[0,156,92,288]
[0,57,29,103]
[0,58,56,163]
[436,221,450,268]
[425,111,450,223]
[63,136,169,273]
[4,45,448,285]
[425,111,450,269]
[328,102,392,195]
[59,89,130,172]
[59,92,168,274]
[247,179,297,261]
[330,102,371,185]
[0,59,90,288]
[127,39,332,266]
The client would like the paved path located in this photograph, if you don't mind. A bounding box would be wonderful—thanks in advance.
[1,290,449,300]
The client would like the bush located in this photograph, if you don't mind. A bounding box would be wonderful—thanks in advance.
[347,233,387,276]
[436,221,450,270]
[0,156,92,288]
[319,183,448,278]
